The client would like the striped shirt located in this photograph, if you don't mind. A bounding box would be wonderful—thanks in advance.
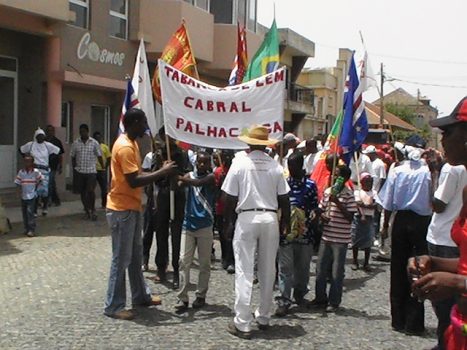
[320,187,358,244]
[15,168,43,200]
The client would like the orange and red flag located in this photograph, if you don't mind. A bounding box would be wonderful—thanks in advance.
[152,22,198,103]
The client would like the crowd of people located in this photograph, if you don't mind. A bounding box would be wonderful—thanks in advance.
[15,124,111,236]
[13,97,467,348]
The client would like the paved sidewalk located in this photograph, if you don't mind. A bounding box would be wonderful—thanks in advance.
[0,213,438,349]
[5,200,85,224]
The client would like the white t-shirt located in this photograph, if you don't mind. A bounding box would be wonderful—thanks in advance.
[142,152,153,170]
[304,151,321,175]
[354,188,377,217]
[20,141,60,167]
[426,163,467,247]
[222,150,290,213]
[349,154,374,184]
[372,158,387,192]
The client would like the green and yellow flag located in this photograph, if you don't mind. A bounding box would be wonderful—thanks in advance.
[243,19,280,82]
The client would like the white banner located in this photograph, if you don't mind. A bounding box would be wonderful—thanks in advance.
[159,60,285,149]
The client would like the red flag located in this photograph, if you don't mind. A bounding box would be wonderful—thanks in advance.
[228,23,248,85]
[152,22,198,103]
[310,110,343,200]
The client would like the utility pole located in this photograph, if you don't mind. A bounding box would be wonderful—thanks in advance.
[379,62,384,128]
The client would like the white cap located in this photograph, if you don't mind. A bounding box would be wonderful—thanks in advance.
[362,145,377,154]
[297,140,306,149]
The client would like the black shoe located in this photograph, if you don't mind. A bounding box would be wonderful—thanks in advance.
[227,321,252,340]
[226,264,235,274]
[172,272,180,290]
[222,259,229,270]
[308,299,327,310]
[174,300,189,314]
[275,305,288,317]
[404,328,425,336]
[192,297,206,309]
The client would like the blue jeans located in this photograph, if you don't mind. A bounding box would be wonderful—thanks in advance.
[428,242,459,350]
[104,210,152,315]
[315,241,348,307]
[21,199,36,232]
[277,243,313,307]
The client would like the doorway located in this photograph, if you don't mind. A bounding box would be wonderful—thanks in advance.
[0,59,18,188]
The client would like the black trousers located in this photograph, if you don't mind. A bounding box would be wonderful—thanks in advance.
[216,214,234,266]
[96,170,108,208]
[390,210,431,333]
[154,188,186,272]
[142,196,156,266]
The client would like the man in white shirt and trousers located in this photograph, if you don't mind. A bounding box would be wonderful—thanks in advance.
[222,125,290,339]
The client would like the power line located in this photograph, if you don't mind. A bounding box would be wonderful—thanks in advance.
[387,76,467,89]
[369,52,467,65]
[313,42,467,65]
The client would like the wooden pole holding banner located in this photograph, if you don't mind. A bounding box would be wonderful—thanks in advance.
[165,134,175,221]
[353,152,362,190]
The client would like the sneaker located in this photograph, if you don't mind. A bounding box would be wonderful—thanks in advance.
[105,309,135,320]
[275,305,288,317]
[142,264,149,272]
[227,321,252,340]
[174,300,189,314]
[351,264,359,271]
[226,264,235,274]
[192,297,206,309]
[325,304,339,313]
[373,239,380,247]
[26,231,35,237]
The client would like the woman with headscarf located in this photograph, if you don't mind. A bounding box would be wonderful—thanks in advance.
[20,127,60,216]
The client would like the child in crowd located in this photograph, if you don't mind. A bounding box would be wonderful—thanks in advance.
[275,152,318,317]
[311,165,357,312]
[351,173,377,271]
[15,155,43,237]
[175,152,216,313]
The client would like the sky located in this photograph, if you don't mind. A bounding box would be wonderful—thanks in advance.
[257,0,467,116]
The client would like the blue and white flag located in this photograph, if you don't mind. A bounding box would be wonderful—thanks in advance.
[118,80,140,134]
[339,54,368,164]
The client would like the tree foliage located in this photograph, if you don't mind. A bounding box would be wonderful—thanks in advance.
[385,103,416,125]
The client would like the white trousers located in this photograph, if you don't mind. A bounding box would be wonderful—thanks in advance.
[233,211,279,332]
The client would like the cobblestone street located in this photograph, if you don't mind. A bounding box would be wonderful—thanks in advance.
[1,213,437,349]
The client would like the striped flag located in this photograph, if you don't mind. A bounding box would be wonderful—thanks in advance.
[228,23,248,85]
[310,111,344,200]
[118,80,140,134]
[339,53,368,164]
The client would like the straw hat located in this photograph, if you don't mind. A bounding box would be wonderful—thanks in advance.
[238,125,279,146]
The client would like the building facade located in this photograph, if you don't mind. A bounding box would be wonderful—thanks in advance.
[0,0,269,195]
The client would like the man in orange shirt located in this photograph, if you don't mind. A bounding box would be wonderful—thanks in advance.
[104,108,177,320]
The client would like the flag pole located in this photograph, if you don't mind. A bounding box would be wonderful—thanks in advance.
[182,18,200,80]
[165,134,176,221]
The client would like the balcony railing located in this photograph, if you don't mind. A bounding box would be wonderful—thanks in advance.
[288,83,314,106]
